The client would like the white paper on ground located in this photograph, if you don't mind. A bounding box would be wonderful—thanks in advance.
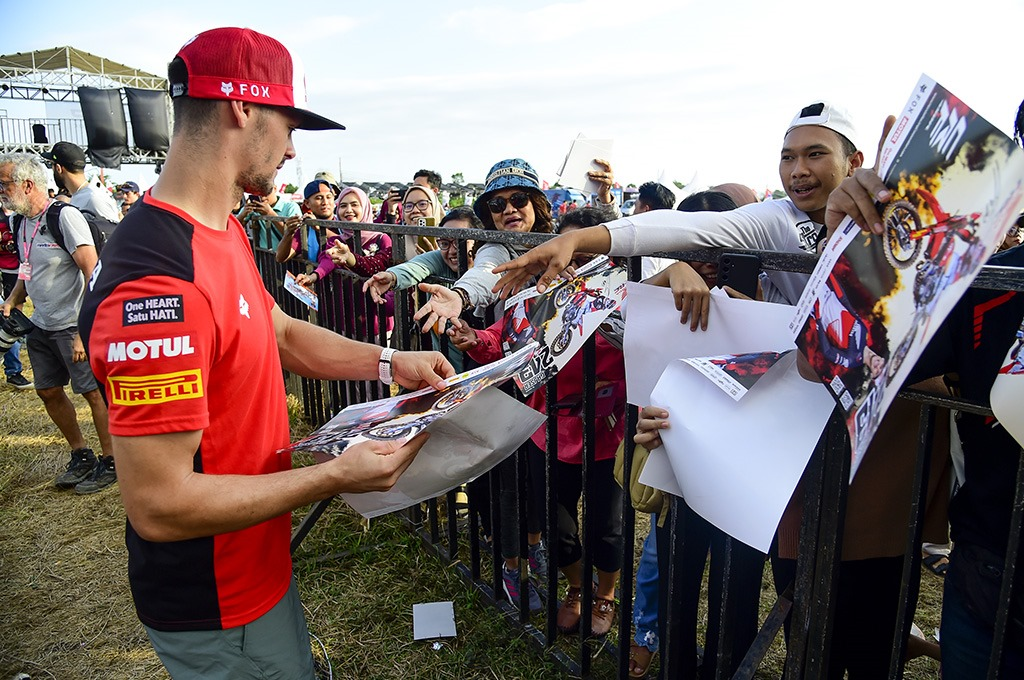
[341,387,545,518]
[649,351,834,552]
[623,282,799,407]
[413,601,457,640]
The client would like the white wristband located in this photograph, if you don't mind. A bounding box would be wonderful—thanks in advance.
[378,347,397,385]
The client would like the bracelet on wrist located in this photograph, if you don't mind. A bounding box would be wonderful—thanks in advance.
[378,347,397,385]
[454,287,471,311]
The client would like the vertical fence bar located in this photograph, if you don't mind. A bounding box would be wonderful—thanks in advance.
[578,334,597,676]
[784,414,833,679]
[544,375,560,647]
[801,410,850,679]
[888,404,936,679]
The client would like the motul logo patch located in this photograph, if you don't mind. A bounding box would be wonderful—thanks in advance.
[107,336,195,362]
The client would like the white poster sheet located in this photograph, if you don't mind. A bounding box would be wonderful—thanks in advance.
[623,283,798,406]
[648,351,834,552]
[557,134,614,194]
[342,387,545,518]
[625,282,833,551]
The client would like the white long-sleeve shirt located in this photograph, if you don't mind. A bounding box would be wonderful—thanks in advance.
[605,199,818,304]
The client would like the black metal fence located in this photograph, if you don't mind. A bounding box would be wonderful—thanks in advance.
[249,214,1024,679]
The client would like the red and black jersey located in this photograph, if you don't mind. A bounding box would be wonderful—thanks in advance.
[79,193,292,632]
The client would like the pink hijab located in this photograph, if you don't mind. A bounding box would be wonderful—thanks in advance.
[334,186,385,246]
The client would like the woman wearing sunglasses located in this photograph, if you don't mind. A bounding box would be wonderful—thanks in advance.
[413,158,553,332]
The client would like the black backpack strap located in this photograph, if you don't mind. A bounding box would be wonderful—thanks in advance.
[44,201,72,255]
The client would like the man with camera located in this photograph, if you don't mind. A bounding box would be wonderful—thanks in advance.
[0,153,115,493]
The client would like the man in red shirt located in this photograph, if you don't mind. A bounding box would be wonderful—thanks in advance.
[78,27,452,678]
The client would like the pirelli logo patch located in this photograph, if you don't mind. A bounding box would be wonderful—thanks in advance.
[108,370,204,406]
[123,295,184,326]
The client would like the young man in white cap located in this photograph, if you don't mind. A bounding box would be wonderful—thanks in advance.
[78,27,452,678]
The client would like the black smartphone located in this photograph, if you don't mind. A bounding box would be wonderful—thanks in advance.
[248,194,263,203]
[717,253,761,299]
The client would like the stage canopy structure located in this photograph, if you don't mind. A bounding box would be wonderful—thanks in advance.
[0,46,169,168]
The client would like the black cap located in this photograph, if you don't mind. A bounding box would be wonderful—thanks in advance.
[40,142,87,171]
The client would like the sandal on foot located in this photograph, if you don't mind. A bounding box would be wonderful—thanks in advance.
[922,552,949,576]
[629,642,655,679]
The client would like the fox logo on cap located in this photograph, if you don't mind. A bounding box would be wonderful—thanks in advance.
[220,82,234,96]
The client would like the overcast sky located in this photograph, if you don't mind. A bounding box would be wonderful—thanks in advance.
[4,0,1022,195]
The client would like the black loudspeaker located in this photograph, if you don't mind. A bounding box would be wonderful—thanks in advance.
[78,86,128,169]
[31,124,48,144]
[125,88,170,154]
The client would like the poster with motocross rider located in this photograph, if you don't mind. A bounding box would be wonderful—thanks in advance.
[500,255,627,396]
[990,315,1024,449]
[284,342,538,459]
[682,350,792,401]
[281,343,545,517]
[789,74,1024,477]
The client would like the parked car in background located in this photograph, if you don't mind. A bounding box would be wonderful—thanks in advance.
[620,198,636,216]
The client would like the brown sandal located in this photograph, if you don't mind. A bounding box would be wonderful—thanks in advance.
[629,641,655,678]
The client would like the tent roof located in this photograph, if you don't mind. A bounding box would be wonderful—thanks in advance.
[0,46,163,81]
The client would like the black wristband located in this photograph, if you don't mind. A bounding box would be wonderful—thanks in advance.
[455,287,471,311]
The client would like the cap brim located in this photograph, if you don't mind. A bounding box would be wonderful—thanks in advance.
[287,107,345,131]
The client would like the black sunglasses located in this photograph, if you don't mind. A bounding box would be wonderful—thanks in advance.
[486,191,530,214]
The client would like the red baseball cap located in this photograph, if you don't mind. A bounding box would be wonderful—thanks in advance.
[169,27,345,131]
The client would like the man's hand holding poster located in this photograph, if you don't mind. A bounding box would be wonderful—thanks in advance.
[282,344,544,518]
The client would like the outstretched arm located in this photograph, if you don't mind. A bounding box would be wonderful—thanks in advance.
[272,304,453,390]
[492,226,612,298]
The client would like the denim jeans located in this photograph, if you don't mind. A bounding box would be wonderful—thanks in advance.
[942,558,1024,680]
[3,341,22,377]
[633,515,659,652]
